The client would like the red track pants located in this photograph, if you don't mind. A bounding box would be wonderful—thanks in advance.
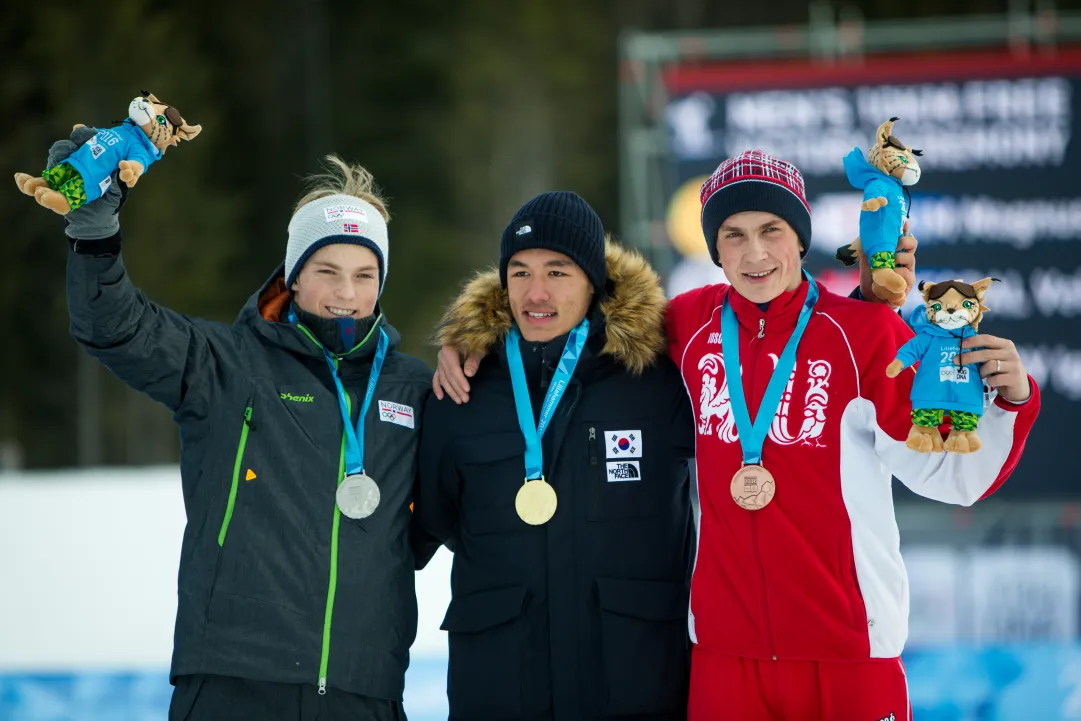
[688,645,912,721]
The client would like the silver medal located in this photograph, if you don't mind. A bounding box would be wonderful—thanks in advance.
[336,473,381,519]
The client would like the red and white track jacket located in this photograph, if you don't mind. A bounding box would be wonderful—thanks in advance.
[666,280,1040,662]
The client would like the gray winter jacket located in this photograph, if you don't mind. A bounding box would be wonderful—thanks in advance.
[66,239,431,700]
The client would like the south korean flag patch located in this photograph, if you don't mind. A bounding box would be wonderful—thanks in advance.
[605,430,641,459]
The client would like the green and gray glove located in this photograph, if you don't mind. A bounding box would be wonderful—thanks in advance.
[47,126,126,241]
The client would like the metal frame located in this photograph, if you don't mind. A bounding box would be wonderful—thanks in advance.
[617,3,1081,278]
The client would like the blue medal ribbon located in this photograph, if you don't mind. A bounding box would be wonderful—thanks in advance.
[289,310,388,476]
[505,318,589,480]
[721,272,819,466]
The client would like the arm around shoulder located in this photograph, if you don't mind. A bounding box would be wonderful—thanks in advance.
[413,391,463,565]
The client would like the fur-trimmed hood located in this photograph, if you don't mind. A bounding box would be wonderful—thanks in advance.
[436,240,668,375]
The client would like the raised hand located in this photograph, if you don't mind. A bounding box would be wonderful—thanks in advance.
[859,230,918,308]
[45,126,125,240]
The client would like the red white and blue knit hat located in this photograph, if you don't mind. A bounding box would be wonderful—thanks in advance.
[699,150,812,267]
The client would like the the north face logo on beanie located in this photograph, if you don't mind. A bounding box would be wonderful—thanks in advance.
[499,191,607,292]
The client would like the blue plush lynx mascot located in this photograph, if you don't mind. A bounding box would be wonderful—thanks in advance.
[835,117,923,305]
[885,278,997,454]
[14,91,201,215]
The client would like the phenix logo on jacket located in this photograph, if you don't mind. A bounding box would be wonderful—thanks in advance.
[666,279,1040,662]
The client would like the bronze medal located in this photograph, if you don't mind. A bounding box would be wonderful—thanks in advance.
[730,464,776,511]
[515,478,558,525]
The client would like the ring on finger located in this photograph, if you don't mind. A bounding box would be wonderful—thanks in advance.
[996,359,1002,373]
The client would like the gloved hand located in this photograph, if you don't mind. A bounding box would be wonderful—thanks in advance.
[46,126,126,240]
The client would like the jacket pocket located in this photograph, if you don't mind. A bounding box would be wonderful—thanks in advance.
[440,585,529,720]
[202,390,255,623]
[217,392,256,549]
[456,432,527,537]
[596,577,690,716]
[276,383,326,448]
[585,423,678,522]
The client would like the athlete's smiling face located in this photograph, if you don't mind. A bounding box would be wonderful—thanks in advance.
[715,211,804,304]
[507,248,594,342]
[291,244,381,319]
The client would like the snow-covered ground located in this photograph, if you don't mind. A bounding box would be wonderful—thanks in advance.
[0,465,451,719]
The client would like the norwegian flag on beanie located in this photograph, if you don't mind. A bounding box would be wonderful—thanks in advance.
[699,150,813,268]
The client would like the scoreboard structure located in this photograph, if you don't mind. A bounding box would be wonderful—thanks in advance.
[619,10,1081,498]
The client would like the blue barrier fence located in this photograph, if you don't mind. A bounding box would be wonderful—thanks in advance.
[4,643,1081,720]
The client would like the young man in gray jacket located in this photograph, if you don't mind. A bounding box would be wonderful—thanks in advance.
[52,128,429,720]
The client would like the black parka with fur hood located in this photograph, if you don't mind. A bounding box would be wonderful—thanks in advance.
[415,242,696,721]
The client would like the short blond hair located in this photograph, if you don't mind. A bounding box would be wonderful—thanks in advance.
[294,154,390,222]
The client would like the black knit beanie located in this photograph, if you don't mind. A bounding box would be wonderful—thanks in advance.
[499,191,607,292]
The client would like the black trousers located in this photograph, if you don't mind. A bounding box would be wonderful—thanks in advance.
[169,674,406,721]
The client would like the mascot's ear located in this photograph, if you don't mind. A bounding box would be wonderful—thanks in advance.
[970,277,999,300]
[175,122,202,142]
[918,279,935,304]
[877,117,898,147]
[969,278,998,330]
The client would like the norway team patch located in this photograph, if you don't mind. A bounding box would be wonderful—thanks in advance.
[324,204,370,223]
[605,430,642,459]
[378,400,415,429]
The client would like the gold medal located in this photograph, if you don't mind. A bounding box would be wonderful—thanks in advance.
[731,464,776,511]
[515,477,558,525]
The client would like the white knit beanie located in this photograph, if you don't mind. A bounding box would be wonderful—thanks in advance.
[284,194,389,295]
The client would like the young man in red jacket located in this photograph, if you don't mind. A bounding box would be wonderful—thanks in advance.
[667,150,1039,720]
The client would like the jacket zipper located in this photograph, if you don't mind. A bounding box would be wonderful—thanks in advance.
[292,321,383,694]
[587,425,600,513]
[750,514,776,660]
[746,314,777,659]
[318,359,350,694]
[218,396,255,547]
